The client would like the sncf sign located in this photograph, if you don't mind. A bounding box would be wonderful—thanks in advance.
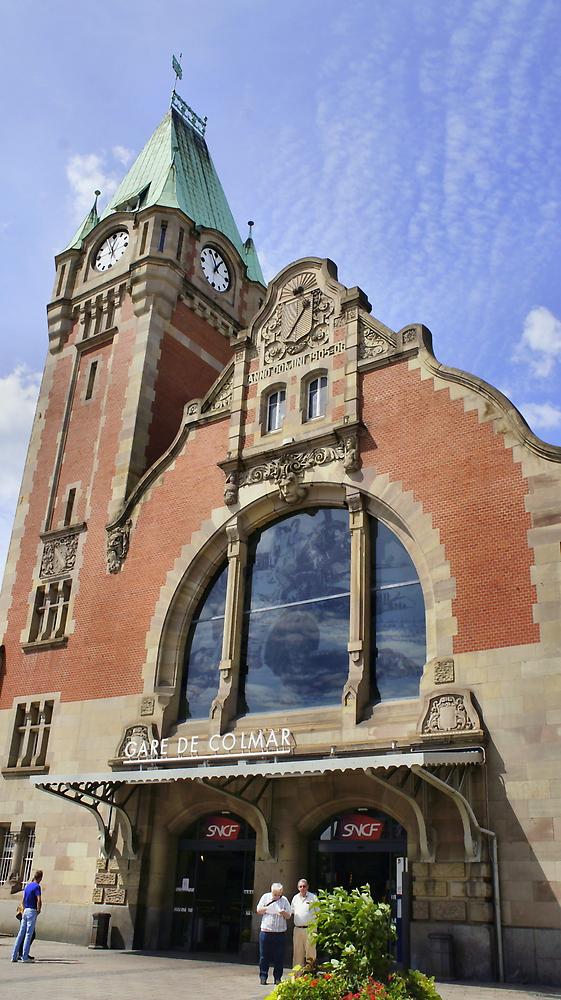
[205,815,241,840]
[338,814,384,841]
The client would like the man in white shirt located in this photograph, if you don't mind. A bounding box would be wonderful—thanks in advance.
[291,878,318,968]
[256,882,291,985]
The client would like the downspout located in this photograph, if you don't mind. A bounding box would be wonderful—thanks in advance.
[479,827,504,983]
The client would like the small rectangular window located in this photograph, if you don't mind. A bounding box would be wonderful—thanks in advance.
[139,222,149,255]
[64,488,76,525]
[85,361,98,401]
[307,375,328,420]
[105,293,115,329]
[266,389,286,432]
[21,829,36,883]
[82,301,92,340]
[55,263,66,298]
[158,222,168,252]
[0,829,17,883]
[8,701,53,769]
[29,582,71,643]
[176,227,184,261]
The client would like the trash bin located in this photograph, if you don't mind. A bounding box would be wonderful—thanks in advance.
[428,932,453,979]
[90,912,110,949]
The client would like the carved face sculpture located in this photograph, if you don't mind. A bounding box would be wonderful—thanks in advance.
[278,473,307,505]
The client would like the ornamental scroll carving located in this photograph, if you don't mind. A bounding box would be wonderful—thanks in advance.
[358,320,392,361]
[40,533,79,577]
[202,372,233,414]
[261,271,334,364]
[237,435,359,504]
[420,691,481,735]
[106,520,132,574]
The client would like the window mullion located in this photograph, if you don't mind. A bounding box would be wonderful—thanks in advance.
[343,488,371,730]
[210,519,248,734]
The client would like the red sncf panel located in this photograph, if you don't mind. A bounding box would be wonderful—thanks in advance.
[204,816,241,840]
[338,814,384,841]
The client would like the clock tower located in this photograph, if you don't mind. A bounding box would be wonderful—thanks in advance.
[44,91,266,539]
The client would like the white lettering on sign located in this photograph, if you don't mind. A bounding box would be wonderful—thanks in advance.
[206,823,239,838]
[122,728,293,762]
[341,822,382,839]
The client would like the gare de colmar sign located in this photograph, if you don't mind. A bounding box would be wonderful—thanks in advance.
[120,727,294,765]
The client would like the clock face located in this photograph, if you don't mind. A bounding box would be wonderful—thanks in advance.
[200,246,230,292]
[95,230,129,272]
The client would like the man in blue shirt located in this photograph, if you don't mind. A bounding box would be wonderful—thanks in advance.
[11,869,43,963]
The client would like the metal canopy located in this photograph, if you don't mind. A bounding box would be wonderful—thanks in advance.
[30,748,484,866]
[30,748,483,789]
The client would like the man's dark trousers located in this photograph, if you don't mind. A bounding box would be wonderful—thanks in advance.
[259,930,285,981]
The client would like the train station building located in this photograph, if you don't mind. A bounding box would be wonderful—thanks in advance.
[1,92,561,984]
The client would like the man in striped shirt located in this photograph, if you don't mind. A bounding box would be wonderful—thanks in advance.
[256,882,291,985]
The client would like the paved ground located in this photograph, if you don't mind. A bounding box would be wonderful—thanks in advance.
[2,938,561,1000]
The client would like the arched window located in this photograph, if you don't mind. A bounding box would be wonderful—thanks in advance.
[179,508,426,719]
[266,388,286,432]
[178,562,228,720]
[306,375,328,420]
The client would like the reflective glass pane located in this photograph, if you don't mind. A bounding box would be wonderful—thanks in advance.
[241,508,350,713]
[243,596,350,712]
[180,564,228,720]
[374,521,420,587]
[370,518,425,701]
[248,508,349,609]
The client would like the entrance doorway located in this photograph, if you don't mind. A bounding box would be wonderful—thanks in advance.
[171,813,255,953]
[309,809,409,966]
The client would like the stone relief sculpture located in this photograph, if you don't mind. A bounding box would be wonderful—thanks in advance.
[106,520,132,574]
[223,470,239,506]
[261,271,334,364]
[278,471,308,505]
[40,533,80,577]
[420,692,479,734]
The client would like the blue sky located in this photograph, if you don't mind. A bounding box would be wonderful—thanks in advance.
[1,0,561,571]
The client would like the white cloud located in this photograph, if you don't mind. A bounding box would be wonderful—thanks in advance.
[519,401,561,432]
[66,152,120,221]
[0,367,41,575]
[112,145,135,167]
[515,306,561,376]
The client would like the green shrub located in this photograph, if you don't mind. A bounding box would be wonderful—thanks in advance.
[311,884,397,989]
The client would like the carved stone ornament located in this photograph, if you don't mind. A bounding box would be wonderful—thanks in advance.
[435,658,455,684]
[116,723,158,759]
[358,320,392,361]
[402,327,418,344]
[140,697,155,717]
[342,435,360,473]
[238,437,357,503]
[203,371,233,413]
[261,271,334,364]
[224,470,239,506]
[418,690,481,736]
[106,520,132,574]
[40,533,79,577]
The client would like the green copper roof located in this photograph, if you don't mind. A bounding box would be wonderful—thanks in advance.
[63,191,100,252]
[99,94,265,286]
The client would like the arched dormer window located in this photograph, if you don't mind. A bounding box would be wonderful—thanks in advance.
[306,374,328,420]
[265,387,286,432]
[179,508,426,720]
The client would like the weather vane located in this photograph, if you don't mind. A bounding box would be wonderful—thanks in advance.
[172,53,183,92]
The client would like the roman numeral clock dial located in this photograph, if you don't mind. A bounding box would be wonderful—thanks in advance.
[200,246,230,292]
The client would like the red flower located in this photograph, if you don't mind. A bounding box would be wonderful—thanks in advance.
[309,980,318,987]
[323,974,331,980]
